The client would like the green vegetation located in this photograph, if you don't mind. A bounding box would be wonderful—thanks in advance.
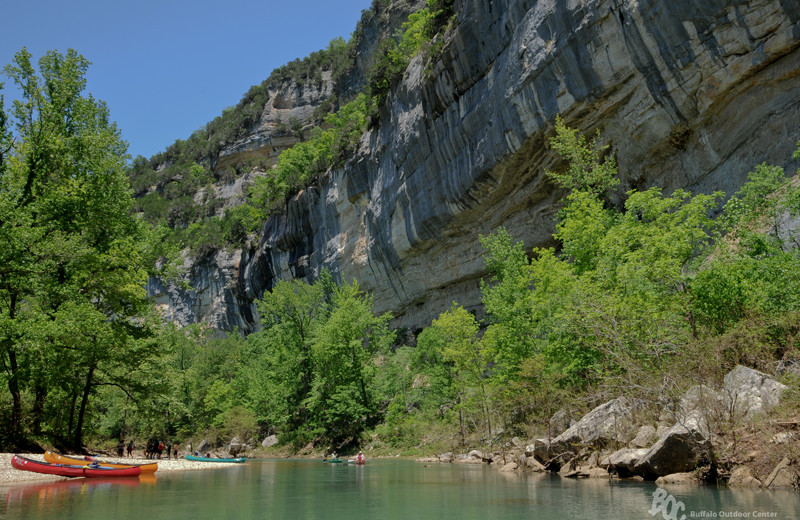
[3,49,799,455]
[0,49,171,450]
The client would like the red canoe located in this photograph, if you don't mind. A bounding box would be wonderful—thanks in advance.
[11,455,141,478]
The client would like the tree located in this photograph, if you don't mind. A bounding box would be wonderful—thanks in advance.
[306,279,394,447]
[244,271,334,438]
[418,303,491,444]
[0,48,159,448]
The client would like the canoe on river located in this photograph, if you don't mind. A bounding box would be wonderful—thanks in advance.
[185,454,246,463]
[11,455,142,478]
[44,450,158,474]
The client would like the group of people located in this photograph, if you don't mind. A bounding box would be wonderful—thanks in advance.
[144,439,179,459]
[116,439,179,459]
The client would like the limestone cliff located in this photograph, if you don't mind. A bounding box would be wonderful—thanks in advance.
[149,0,800,334]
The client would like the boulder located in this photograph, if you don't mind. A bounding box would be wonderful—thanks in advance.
[633,412,712,480]
[762,457,797,490]
[454,453,484,464]
[630,425,657,448]
[728,465,761,488]
[549,408,573,436]
[655,472,699,485]
[228,436,243,456]
[586,467,611,479]
[437,452,454,463]
[551,397,642,451]
[196,439,209,454]
[770,432,796,445]
[561,463,610,479]
[517,454,545,472]
[467,449,485,461]
[499,462,519,472]
[602,448,649,477]
[675,385,724,423]
[261,434,279,448]
[722,365,787,417]
[526,439,552,462]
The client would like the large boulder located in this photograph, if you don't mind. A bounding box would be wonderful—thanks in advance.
[630,425,658,449]
[674,385,724,423]
[656,472,699,486]
[728,465,761,488]
[549,408,574,436]
[228,436,244,456]
[261,434,279,448]
[196,439,209,454]
[722,365,787,417]
[526,439,554,462]
[519,454,546,472]
[633,412,712,480]
[551,397,643,451]
[601,448,650,477]
[762,457,798,490]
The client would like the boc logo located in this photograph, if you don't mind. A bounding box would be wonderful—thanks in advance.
[649,488,686,520]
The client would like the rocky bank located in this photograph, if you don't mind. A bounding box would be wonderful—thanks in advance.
[417,365,799,491]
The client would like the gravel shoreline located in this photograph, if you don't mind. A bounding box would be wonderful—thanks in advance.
[0,453,243,486]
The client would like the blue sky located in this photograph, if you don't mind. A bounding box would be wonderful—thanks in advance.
[1,0,372,159]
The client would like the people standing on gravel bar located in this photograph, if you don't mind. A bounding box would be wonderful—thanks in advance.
[127,440,134,457]
[172,441,179,459]
[117,440,125,457]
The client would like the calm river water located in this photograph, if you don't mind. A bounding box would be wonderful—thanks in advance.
[2,459,798,520]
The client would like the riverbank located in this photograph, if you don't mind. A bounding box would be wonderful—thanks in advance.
[0,453,243,485]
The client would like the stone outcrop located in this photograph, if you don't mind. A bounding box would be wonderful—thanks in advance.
[722,365,788,417]
[150,0,800,334]
[762,457,798,490]
[261,435,279,448]
[633,412,712,480]
[550,396,642,451]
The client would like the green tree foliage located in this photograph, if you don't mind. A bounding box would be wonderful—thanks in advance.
[0,49,163,448]
[235,271,394,449]
[306,280,395,446]
[249,94,368,214]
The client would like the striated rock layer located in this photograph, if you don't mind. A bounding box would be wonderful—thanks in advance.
[151,0,800,334]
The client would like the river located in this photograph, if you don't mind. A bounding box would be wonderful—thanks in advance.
[2,459,798,519]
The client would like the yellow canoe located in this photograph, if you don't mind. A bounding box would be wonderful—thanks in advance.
[44,450,158,474]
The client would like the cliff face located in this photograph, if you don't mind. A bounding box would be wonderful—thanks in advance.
[150,0,800,335]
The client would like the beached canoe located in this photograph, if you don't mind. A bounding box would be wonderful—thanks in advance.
[44,450,158,474]
[11,455,142,478]
[185,454,246,463]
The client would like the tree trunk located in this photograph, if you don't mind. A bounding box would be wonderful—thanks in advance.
[457,394,465,447]
[31,382,47,435]
[66,388,78,441]
[7,348,22,443]
[3,291,22,443]
[72,364,95,450]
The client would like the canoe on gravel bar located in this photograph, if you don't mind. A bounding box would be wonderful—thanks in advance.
[11,455,142,478]
[44,450,158,473]
[185,454,246,463]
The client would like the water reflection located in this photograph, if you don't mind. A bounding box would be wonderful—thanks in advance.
[1,460,797,520]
